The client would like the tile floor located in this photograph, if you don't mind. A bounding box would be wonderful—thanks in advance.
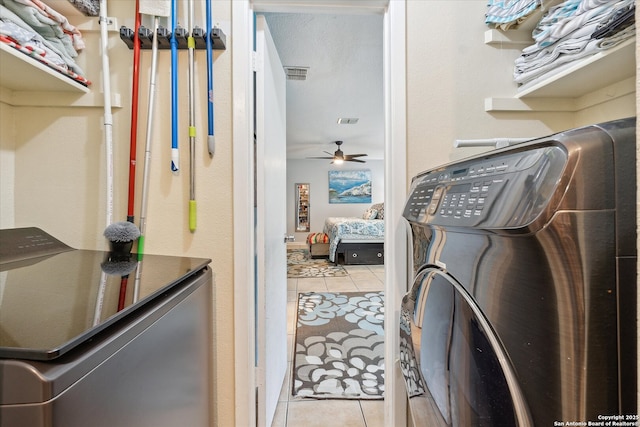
[271,261,386,427]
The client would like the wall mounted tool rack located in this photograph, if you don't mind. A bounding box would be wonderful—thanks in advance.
[119,26,227,50]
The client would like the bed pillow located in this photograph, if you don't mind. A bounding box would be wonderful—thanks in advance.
[363,208,378,220]
[370,203,384,219]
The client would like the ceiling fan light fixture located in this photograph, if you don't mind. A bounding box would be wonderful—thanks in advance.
[307,140,367,164]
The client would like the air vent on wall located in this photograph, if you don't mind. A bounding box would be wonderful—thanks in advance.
[337,118,359,124]
[284,66,309,81]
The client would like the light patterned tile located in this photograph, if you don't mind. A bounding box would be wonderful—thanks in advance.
[359,400,385,427]
[286,400,366,427]
[325,277,359,293]
[271,400,288,427]
[297,278,328,293]
[354,280,384,292]
[288,290,297,302]
[278,362,292,402]
[287,301,298,334]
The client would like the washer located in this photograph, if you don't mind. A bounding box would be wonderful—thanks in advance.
[0,227,213,427]
[399,118,637,426]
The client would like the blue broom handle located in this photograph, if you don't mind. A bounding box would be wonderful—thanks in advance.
[206,0,215,156]
[170,0,179,173]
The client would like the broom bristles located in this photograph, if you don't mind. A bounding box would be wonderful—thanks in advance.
[104,221,141,242]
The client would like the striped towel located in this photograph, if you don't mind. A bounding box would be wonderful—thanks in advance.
[306,233,329,245]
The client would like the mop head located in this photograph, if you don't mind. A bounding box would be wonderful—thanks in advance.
[104,221,141,242]
[101,258,138,276]
[139,0,171,16]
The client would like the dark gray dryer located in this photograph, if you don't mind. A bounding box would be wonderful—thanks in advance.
[399,118,636,426]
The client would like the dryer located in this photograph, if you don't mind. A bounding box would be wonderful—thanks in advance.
[399,118,637,426]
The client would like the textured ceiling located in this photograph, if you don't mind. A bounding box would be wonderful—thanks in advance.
[262,12,384,160]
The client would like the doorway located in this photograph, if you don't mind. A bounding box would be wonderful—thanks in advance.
[265,10,384,425]
[232,1,407,426]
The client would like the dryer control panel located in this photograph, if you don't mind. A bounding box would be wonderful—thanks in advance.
[404,145,568,230]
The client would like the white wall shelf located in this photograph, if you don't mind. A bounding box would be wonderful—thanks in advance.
[515,38,635,98]
[486,38,635,112]
[0,43,121,108]
[0,42,90,94]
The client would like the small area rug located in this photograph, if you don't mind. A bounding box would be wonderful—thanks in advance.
[287,249,347,278]
[293,291,385,399]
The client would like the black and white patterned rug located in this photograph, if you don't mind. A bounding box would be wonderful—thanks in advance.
[293,291,385,399]
[287,249,347,278]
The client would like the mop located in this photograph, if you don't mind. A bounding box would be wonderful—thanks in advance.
[188,0,197,231]
[205,0,215,156]
[135,0,171,300]
[170,0,179,174]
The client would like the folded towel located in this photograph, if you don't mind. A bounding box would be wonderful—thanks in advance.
[515,23,634,85]
[0,18,66,67]
[592,3,635,38]
[15,0,85,50]
[1,0,85,75]
[514,0,635,86]
[533,0,630,48]
[486,0,542,29]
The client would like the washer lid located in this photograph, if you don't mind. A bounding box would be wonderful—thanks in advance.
[0,228,210,360]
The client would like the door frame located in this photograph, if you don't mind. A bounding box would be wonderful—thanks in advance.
[232,1,407,425]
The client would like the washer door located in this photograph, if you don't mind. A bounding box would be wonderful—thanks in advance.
[400,268,532,427]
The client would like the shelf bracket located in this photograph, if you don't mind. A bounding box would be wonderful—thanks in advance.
[484,29,532,47]
[485,97,577,112]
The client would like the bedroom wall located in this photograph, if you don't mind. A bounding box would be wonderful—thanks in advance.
[286,159,384,242]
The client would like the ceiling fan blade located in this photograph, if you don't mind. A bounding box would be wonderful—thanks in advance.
[344,154,368,159]
[307,156,335,159]
[346,158,366,163]
[323,151,334,156]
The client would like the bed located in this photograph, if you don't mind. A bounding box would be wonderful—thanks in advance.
[323,203,385,265]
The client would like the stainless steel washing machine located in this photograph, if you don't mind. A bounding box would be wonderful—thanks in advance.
[0,227,213,427]
[399,118,637,426]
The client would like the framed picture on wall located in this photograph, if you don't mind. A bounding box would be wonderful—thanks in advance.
[328,170,372,204]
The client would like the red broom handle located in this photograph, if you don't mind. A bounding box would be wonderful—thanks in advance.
[127,0,141,222]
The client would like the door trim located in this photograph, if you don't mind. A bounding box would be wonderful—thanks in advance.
[232,2,256,426]
[232,1,407,425]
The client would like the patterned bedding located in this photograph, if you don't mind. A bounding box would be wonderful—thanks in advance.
[323,217,384,262]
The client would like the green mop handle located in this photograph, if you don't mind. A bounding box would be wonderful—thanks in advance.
[189,200,197,232]
[189,121,196,232]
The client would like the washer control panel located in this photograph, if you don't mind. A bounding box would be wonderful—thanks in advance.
[0,227,72,265]
[404,145,568,229]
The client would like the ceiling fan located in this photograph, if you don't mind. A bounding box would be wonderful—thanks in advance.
[307,141,368,164]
